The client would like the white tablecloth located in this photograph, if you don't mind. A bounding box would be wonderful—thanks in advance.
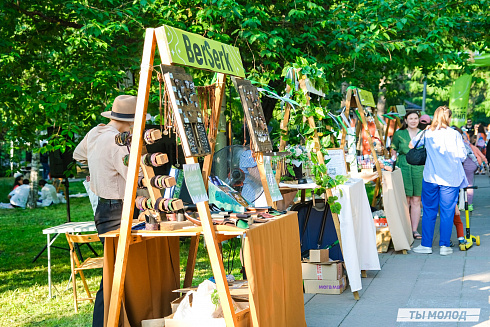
[278,182,318,190]
[42,221,97,297]
[43,221,96,234]
[333,178,380,292]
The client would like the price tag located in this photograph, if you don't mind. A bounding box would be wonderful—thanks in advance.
[183,163,208,203]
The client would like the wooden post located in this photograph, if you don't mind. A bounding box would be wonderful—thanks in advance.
[107,28,156,327]
[305,103,352,298]
[371,107,388,158]
[275,85,292,183]
[351,90,383,207]
[183,235,200,288]
[340,89,355,150]
[186,156,238,326]
[202,73,227,190]
[255,152,274,207]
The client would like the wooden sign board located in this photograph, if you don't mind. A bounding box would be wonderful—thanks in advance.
[395,105,406,116]
[183,163,209,203]
[156,25,245,77]
[161,65,212,157]
[234,79,273,153]
[358,89,376,108]
[324,148,348,178]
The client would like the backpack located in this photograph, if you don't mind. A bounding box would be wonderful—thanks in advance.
[290,200,343,261]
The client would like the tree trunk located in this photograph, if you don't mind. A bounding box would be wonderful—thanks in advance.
[377,77,387,115]
[27,151,40,208]
[261,79,285,124]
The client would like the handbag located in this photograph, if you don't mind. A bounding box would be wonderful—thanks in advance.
[406,130,427,165]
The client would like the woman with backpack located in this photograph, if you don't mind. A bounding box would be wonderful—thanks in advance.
[390,110,424,240]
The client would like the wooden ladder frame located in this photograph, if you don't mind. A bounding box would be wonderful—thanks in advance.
[340,88,383,207]
[106,27,241,327]
[274,77,361,300]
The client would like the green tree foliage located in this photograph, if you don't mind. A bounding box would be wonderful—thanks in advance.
[1,0,488,150]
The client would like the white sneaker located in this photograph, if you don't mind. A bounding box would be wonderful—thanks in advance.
[440,246,453,256]
[413,245,432,254]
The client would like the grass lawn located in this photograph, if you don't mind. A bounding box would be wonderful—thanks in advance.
[0,177,242,326]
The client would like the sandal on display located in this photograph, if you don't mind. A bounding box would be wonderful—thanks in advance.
[413,231,422,240]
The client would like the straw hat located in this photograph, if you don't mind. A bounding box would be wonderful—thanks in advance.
[101,95,151,122]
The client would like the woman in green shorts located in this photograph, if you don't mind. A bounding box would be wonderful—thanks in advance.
[391,110,424,239]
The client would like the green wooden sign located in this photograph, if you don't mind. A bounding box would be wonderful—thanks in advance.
[183,163,208,203]
[396,105,406,116]
[358,89,376,108]
[160,25,245,77]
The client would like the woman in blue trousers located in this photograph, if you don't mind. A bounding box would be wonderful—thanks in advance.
[411,106,468,256]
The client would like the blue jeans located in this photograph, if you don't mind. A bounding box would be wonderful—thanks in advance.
[421,181,460,247]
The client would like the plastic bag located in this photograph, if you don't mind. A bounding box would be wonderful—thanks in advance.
[83,179,98,215]
[174,280,224,319]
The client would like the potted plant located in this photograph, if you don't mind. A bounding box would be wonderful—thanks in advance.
[284,144,310,183]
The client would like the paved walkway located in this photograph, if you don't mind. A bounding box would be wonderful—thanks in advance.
[304,174,490,326]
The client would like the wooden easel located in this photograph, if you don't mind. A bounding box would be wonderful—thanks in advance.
[201,74,226,190]
[275,76,361,300]
[340,88,383,207]
[232,78,275,207]
[106,27,243,327]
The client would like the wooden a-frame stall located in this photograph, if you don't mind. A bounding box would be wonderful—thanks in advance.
[105,26,303,327]
[106,27,242,326]
[340,87,384,207]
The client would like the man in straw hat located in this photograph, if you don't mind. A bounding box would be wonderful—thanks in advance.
[74,95,150,326]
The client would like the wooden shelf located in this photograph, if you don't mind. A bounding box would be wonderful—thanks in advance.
[101,224,248,238]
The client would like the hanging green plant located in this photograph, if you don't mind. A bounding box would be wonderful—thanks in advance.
[281,58,347,214]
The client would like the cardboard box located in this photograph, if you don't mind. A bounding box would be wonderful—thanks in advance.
[309,249,329,263]
[165,303,250,327]
[171,294,248,314]
[301,262,343,280]
[304,276,347,294]
[171,296,185,314]
[141,318,165,327]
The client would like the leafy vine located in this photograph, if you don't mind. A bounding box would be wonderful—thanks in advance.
[281,58,347,214]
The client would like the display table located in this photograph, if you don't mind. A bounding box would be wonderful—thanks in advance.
[381,169,414,251]
[349,171,380,184]
[42,221,97,298]
[333,178,380,292]
[278,181,318,209]
[102,212,306,327]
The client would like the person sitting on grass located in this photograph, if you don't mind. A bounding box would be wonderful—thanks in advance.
[38,180,60,207]
[12,173,23,190]
[8,179,30,208]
